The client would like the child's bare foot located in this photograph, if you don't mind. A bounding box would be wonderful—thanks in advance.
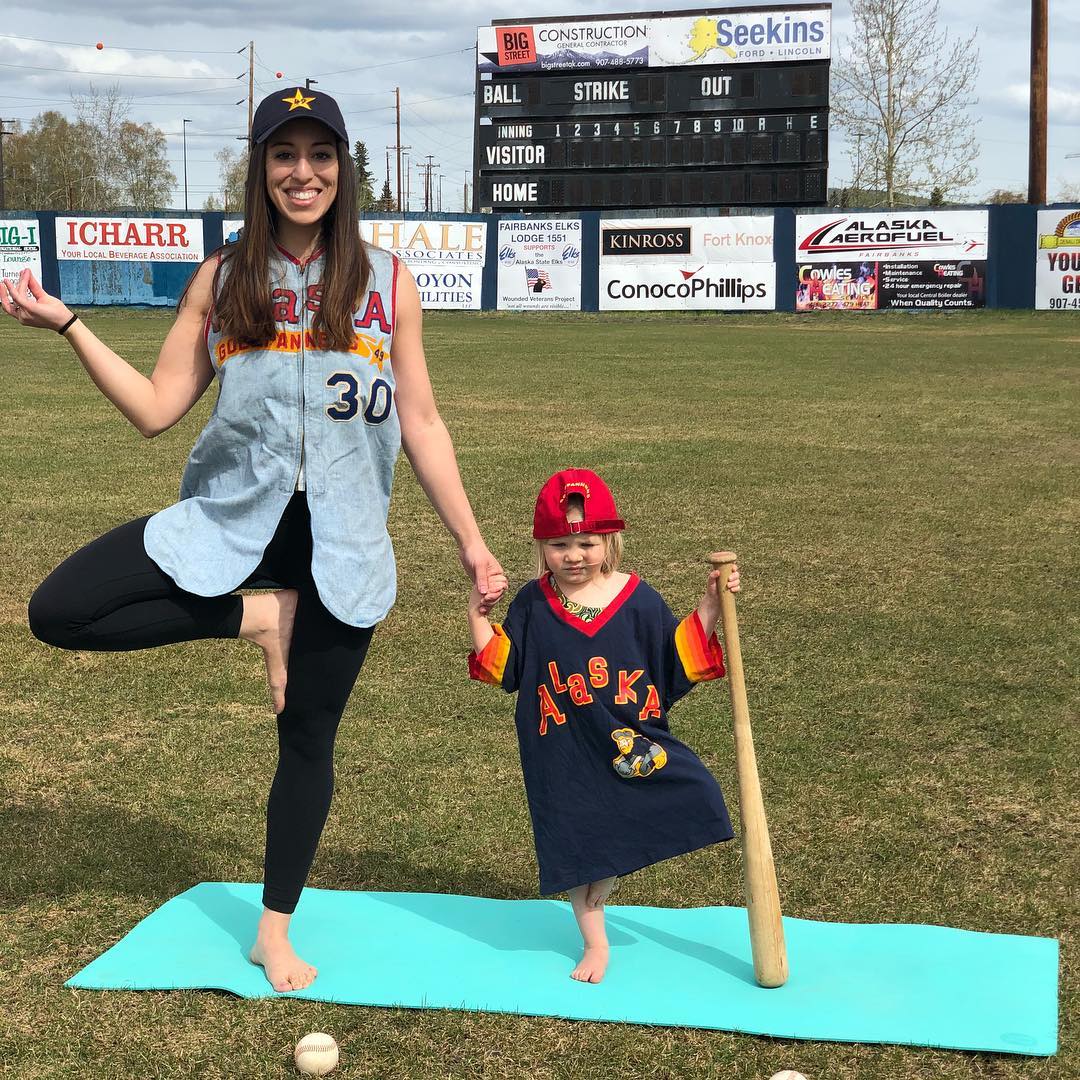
[239,590,298,714]
[250,909,315,992]
[571,943,610,983]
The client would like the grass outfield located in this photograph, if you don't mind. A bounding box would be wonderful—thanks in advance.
[0,309,1075,1079]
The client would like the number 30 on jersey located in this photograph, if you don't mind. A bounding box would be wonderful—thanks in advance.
[325,373,393,424]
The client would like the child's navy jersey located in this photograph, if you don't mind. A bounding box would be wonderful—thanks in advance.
[470,573,734,894]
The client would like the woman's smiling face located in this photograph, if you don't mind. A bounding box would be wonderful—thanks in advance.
[265,118,339,226]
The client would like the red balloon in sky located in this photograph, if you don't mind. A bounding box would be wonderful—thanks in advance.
[96,42,104,50]
[276,71,283,79]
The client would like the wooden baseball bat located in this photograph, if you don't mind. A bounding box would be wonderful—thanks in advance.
[709,551,788,988]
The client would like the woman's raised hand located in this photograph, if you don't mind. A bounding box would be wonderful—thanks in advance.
[0,269,74,332]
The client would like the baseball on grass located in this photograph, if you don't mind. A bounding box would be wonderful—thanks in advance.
[294,1032,339,1076]
[769,1071,808,1080]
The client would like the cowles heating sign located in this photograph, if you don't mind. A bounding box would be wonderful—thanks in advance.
[599,217,774,311]
[794,212,989,311]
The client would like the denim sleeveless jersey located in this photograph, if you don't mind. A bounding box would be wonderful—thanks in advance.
[144,244,400,627]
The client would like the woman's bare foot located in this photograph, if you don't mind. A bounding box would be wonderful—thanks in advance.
[250,909,317,992]
[239,590,298,714]
[571,943,610,983]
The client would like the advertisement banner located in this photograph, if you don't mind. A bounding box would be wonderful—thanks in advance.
[601,263,774,310]
[795,211,988,262]
[795,211,989,311]
[497,218,582,310]
[599,215,775,310]
[361,219,487,310]
[1035,208,1080,310]
[55,217,205,262]
[796,260,987,311]
[601,216,773,264]
[0,218,43,279]
[478,8,830,72]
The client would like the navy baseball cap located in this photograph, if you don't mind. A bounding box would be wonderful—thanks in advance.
[251,87,349,145]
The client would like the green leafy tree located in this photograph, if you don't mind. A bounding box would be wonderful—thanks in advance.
[352,140,376,210]
[377,177,395,212]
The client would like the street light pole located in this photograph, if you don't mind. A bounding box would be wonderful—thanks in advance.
[182,118,192,211]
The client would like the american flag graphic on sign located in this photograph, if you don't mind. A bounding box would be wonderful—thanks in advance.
[525,267,552,292]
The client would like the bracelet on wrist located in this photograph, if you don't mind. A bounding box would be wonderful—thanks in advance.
[57,314,79,336]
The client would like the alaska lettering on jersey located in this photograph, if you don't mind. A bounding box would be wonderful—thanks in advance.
[267,286,391,332]
[537,656,663,735]
[214,286,391,368]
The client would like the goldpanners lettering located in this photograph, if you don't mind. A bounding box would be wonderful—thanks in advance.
[536,657,662,735]
[66,220,190,248]
[573,80,629,102]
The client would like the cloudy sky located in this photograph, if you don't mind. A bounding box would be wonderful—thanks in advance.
[2,0,1077,211]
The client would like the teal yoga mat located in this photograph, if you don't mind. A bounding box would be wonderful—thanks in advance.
[67,883,1058,1056]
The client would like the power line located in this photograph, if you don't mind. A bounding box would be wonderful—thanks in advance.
[314,47,473,78]
[0,32,240,54]
[0,59,234,80]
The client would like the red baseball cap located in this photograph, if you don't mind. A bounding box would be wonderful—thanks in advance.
[533,469,625,539]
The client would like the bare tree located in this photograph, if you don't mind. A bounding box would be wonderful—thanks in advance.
[833,0,980,207]
[113,121,176,210]
[1056,179,1080,203]
[214,146,247,214]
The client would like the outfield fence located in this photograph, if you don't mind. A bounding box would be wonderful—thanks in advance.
[2,204,1077,313]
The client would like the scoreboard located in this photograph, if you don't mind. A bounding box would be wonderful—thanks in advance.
[474,5,831,211]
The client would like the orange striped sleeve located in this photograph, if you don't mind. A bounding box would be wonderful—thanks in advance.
[468,624,511,686]
[675,612,726,683]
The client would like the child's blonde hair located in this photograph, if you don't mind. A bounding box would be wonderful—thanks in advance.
[533,494,624,578]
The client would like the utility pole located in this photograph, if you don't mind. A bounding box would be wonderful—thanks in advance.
[1028,0,1048,204]
[0,119,17,211]
[182,118,192,211]
[395,88,402,212]
[248,42,255,138]
[305,78,318,90]
[464,172,470,213]
[422,155,440,212]
[438,174,445,212]
[403,150,410,211]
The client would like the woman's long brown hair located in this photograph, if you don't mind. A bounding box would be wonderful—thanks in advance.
[186,134,370,350]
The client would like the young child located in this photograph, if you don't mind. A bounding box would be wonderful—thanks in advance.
[468,469,740,984]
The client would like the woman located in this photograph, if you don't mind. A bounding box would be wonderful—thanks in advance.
[0,87,504,993]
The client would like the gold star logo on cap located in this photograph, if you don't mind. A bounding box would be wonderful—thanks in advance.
[282,89,315,112]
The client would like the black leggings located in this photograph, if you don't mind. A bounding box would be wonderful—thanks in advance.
[27,494,374,915]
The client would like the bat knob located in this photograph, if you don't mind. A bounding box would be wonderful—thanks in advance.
[709,550,738,568]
